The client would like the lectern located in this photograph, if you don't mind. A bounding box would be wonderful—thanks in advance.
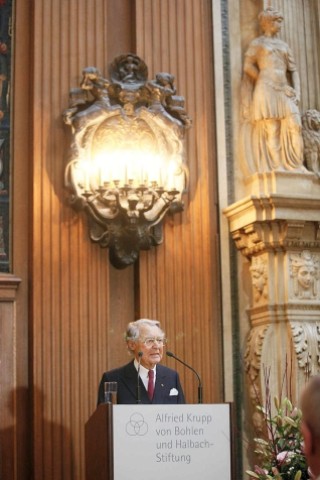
[85,403,232,480]
[85,403,113,480]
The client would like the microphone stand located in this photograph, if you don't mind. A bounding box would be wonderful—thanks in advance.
[166,351,203,404]
[136,351,143,404]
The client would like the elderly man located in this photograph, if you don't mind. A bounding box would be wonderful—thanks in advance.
[97,318,185,405]
[300,375,320,479]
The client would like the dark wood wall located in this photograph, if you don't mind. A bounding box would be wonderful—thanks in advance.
[0,0,223,478]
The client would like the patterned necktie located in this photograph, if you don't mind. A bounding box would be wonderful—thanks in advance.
[147,369,155,400]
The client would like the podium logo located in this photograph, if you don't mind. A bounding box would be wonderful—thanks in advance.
[126,412,148,436]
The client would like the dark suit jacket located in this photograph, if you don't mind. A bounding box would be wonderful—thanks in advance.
[97,360,185,405]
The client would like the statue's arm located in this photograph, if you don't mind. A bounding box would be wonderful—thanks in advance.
[243,56,259,82]
[287,47,301,103]
[243,41,260,81]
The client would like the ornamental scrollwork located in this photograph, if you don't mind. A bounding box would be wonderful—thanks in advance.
[244,326,269,387]
[291,321,320,375]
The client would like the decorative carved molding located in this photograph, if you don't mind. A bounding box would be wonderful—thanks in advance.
[231,221,320,258]
[250,256,268,302]
[302,109,320,176]
[244,325,269,385]
[63,54,191,268]
[289,250,320,300]
[0,273,21,300]
[244,325,269,433]
[291,321,320,375]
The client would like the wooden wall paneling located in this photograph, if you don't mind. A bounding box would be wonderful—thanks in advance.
[136,0,222,405]
[9,0,32,478]
[106,0,136,58]
[104,0,137,384]
[0,276,21,480]
[30,1,137,479]
[9,0,223,477]
[108,265,135,369]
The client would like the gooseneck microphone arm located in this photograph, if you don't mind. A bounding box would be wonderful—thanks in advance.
[166,351,203,404]
[136,351,143,404]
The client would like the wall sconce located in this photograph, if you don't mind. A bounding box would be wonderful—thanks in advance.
[63,54,191,269]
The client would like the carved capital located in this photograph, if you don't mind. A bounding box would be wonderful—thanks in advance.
[232,220,320,259]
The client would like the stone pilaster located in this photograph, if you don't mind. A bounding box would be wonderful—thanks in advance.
[225,171,320,430]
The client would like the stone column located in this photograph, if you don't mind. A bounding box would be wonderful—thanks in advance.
[225,171,320,432]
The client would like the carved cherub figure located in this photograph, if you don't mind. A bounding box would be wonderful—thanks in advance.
[146,73,177,120]
[67,66,115,133]
[147,72,191,129]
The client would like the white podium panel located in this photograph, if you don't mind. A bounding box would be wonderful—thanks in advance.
[113,404,231,480]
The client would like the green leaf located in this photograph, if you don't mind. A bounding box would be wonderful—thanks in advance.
[284,416,297,427]
[283,397,292,411]
[248,388,307,480]
[245,470,260,479]
[254,438,269,446]
[274,396,280,410]
[294,470,302,480]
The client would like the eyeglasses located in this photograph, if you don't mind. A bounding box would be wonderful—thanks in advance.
[140,337,167,347]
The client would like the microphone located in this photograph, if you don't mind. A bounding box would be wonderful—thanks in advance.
[166,351,203,404]
[136,351,143,404]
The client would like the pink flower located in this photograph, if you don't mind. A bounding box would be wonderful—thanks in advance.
[254,465,268,475]
[277,451,294,464]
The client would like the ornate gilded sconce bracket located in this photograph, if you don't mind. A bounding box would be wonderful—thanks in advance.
[63,54,191,268]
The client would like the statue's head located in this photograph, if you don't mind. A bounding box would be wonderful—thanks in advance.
[258,7,283,33]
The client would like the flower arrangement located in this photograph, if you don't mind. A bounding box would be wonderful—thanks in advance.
[246,369,309,480]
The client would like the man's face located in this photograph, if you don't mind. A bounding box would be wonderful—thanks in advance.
[128,325,165,369]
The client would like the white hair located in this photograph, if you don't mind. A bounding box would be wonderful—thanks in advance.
[125,318,163,341]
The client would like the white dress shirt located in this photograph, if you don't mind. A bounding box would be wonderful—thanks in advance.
[134,359,156,391]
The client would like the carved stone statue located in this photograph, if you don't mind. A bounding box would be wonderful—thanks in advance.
[241,7,305,174]
[302,109,320,176]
